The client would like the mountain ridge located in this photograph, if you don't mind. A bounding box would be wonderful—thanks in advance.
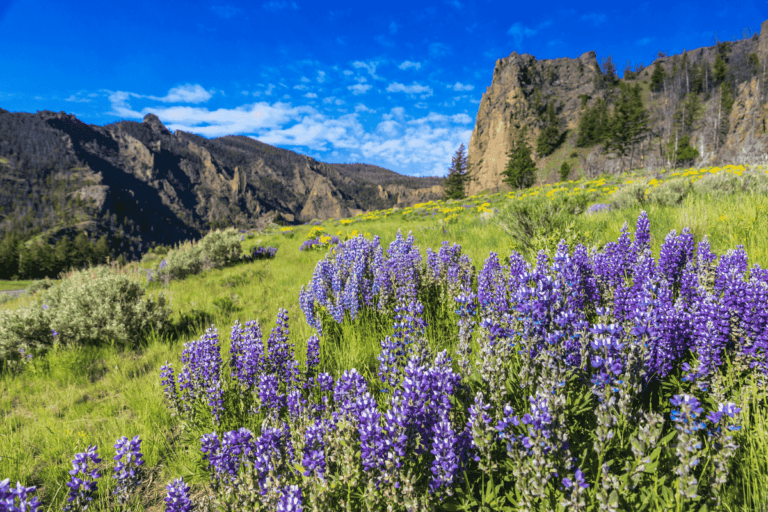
[0,109,443,259]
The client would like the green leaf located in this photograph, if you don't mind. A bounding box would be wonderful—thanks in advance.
[609,490,619,507]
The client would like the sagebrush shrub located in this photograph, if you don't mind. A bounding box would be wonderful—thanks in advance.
[156,228,244,281]
[41,266,170,349]
[0,266,170,371]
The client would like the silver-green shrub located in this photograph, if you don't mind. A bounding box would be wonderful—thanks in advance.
[0,266,170,371]
[156,228,243,281]
[0,303,51,372]
[41,266,170,348]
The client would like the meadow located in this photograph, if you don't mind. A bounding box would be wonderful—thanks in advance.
[1,163,768,511]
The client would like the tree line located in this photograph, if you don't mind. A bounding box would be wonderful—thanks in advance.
[0,230,114,280]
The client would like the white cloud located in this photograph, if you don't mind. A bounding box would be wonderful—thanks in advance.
[148,84,214,104]
[300,76,311,82]
[343,70,354,76]
[507,19,552,47]
[106,88,472,177]
[304,92,318,98]
[348,84,372,95]
[210,5,243,19]
[636,37,652,46]
[428,42,450,58]
[449,82,474,91]
[317,71,326,83]
[581,13,607,25]
[398,60,421,70]
[355,103,375,113]
[262,1,298,12]
[507,22,537,47]
[352,61,381,79]
[386,82,433,96]
[64,95,91,103]
[293,84,308,90]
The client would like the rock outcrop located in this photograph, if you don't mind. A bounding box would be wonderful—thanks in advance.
[468,19,768,194]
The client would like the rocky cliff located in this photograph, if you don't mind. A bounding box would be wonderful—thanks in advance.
[0,109,443,256]
[468,20,768,194]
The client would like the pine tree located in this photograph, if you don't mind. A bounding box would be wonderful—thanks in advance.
[502,128,537,190]
[576,98,610,147]
[0,231,21,280]
[650,63,667,93]
[443,143,470,200]
[535,102,563,157]
[605,83,649,172]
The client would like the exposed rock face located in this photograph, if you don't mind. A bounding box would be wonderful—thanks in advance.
[469,51,603,193]
[0,109,443,255]
[468,19,768,194]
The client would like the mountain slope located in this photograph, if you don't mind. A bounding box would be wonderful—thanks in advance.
[0,109,443,258]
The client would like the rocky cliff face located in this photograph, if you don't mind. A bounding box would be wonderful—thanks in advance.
[468,20,768,194]
[0,110,443,255]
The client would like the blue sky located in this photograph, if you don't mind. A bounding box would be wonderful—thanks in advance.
[0,1,765,177]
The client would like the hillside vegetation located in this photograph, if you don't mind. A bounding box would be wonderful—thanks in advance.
[1,164,768,511]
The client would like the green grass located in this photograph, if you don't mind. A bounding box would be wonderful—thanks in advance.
[0,280,37,291]
[2,163,768,510]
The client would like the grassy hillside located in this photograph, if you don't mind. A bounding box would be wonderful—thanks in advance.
[1,163,768,511]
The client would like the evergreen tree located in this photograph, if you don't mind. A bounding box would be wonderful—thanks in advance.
[535,102,563,157]
[0,231,21,280]
[576,98,610,147]
[94,235,111,264]
[559,161,572,182]
[605,83,649,172]
[73,232,93,268]
[443,143,470,200]
[676,135,700,166]
[650,62,667,92]
[675,93,703,136]
[502,128,537,190]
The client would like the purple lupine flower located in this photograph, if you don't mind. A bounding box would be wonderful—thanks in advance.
[277,485,303,512]
[429,415,459,494]
[159,259,168,270]
[562,468,589,489]
[670,394,706,432]
[160,363,180,415]
[333,369,368,419]
[305,334,320,374]
[658,228,695,287]
[164,478,193,512]
[264,309,299,384]
[633,210,651,256]
[112,435,145,505]
[177,325,223,421]
[64,445,102,512]
[200,428,257,482]
[258,374,285,413]
[251,246,278,260]
[0,479,42,512]
[586,203,612,214]
[200,432,222,474]
[693,292,730,374]
[316,372,334,392]
[706,402,742,427]
[287,390,306,419]
[356,392,387,472]
[229,319,264,389]
[302,420,327,478]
